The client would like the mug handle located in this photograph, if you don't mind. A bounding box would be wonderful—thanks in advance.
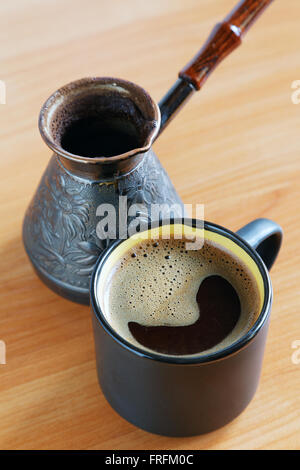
[236,218,283,271]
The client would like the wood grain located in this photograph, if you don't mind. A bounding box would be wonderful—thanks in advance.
[180,0,274,90]
[0,0,299,450]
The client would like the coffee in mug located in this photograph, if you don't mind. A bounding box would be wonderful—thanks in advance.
[100,229,261,356]
[91,218,282,436]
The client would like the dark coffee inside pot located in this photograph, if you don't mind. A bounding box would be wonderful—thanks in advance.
[49,85,156,158]
[61,117,140,158]
[103,235,261,357]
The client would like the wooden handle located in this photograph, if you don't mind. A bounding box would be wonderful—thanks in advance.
[179,0,274,90]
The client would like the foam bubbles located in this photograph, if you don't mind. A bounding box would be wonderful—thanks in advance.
[103,237,261,357]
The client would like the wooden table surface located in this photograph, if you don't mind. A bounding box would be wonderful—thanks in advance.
[1,0,299,450]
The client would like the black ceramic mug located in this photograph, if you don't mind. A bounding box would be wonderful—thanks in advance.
[90,218,282,436]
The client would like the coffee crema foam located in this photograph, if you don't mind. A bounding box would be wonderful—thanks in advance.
[102,237,261,357]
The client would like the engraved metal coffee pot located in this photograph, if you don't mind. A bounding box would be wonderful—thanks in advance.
[23,0,273,304]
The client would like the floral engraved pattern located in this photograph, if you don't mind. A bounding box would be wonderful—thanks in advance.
[24,150,183,297]
[117,150,184,228]
[25,169,107,288]
[118,151,179,207]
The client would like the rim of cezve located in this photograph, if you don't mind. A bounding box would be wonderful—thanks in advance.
[38,77,161,165]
